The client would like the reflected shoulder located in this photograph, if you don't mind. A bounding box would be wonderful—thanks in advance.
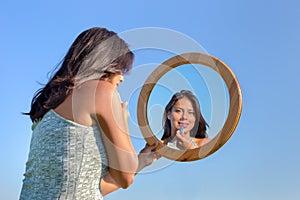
[194,138,211,146]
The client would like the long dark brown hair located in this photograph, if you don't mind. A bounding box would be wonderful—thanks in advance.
[25,27,134,122]
[161,90,208,140]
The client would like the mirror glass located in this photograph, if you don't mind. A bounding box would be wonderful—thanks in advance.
[147,64,229,149]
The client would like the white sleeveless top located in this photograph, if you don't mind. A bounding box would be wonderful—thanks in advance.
[20,109,108,200]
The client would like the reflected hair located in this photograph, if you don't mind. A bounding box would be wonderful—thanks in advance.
[25,27,134,122]
[161,90,208,140]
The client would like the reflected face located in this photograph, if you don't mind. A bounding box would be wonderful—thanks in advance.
[167,97,196,135]
[108,73,124,87]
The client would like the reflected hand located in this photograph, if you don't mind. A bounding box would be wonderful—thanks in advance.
[175,130,194,150]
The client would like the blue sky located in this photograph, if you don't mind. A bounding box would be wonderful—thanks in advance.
[1,0,300,199]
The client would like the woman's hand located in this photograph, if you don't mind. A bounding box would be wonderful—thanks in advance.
[136,142,161,173]
[121,101,130,121]
[175,130,194,150]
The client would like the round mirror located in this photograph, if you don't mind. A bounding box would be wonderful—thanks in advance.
[137,52,242,161]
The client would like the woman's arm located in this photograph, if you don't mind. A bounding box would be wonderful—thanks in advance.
[101,142,160,195]
[95,81,138,189]
[101,172,120,196]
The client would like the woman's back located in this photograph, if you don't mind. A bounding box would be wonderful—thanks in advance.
[20,109,108,200]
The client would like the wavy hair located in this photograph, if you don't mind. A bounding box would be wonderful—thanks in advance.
[25,27,134,122]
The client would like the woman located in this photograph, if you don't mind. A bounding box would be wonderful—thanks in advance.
[161,90,210,150]
[20,27,160,199]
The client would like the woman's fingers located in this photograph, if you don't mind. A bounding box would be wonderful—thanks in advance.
[146,141,158,150]
[121,101,128,108]
[175,132,193,149]
[121,101,130,119]
[138,142,161,167]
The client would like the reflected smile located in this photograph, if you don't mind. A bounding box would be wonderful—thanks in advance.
[178,122,188,128]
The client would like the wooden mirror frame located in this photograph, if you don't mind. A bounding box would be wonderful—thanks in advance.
[137,52,242,161]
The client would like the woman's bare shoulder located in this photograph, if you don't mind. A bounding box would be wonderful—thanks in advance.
[91,80,117,99]
[96,80,116,92]
[194,138,211,147]
[94,80,121,113]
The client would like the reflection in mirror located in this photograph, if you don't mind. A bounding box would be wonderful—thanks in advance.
[147,64,229,149]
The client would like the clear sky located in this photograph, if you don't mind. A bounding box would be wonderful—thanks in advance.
[1,0,300,199]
